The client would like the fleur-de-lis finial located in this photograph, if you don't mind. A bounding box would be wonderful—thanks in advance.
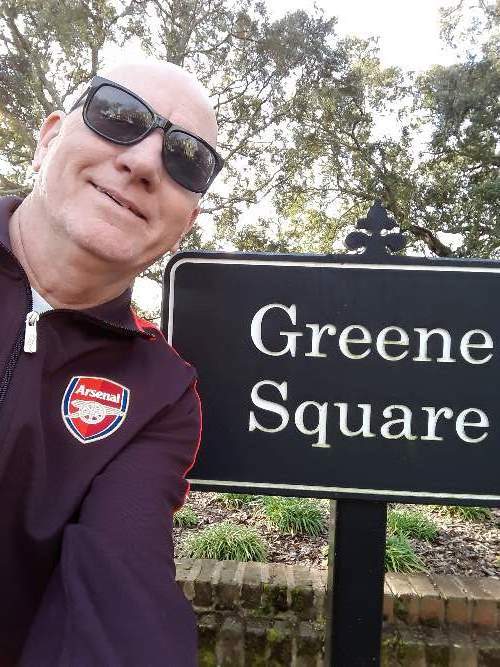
[345,201,406,258]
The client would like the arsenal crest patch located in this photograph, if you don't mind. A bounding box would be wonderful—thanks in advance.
[62,376,130,444]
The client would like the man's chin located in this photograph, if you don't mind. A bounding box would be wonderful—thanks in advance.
[75,232,139,268]
[63,216,139,264]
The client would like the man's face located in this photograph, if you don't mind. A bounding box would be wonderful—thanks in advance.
[32,66,217,274]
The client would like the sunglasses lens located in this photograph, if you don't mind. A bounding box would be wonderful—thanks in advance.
[86,85,153,142]
[164,131,216,192]
[83,81,221,192]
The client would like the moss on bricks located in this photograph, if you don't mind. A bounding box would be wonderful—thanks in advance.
[381,634,401,667]
[262,581,288,613]
[478,646,500,666]
[393,597,410,623]
[246,656,268,667]
[198,647,217,667]
[291,585,314,616]
[267,623,292,665]
[400,643,426,665]
[297,621,323,659]
[198,613,217,655]
[266,627,283,644]
[241,582,262,609]
[245,618,268,667]
[382,631,427,666]
[217,616,244,667]
[426,645,450,666]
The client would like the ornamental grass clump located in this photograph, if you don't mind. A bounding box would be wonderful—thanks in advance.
[262,496,327,536]
[181,522,267,562]
[215,492,257,508]
[173,506,199,528]
[385,535,426,573]
[435,505,492,522]
[387,508,438,542]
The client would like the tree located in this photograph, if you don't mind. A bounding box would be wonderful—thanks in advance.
[414,0,500,258]
[1,0,497,285]
[125,0,376,260]
[0,0,383,302]
[0,1,359,233]
[0,0,138,195]
[264,0,499,260]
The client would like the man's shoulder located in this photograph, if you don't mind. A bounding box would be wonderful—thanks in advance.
[131,314,197,392]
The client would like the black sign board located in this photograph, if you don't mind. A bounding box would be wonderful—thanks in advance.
[163,249,500,507]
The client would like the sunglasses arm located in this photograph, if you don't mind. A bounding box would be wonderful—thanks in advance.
[69,89,89,113]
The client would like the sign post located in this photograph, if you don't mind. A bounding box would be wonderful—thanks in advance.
[325,500,387,665]
[162,202,500,665]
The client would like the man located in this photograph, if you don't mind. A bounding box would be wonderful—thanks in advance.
[0,60,222,665]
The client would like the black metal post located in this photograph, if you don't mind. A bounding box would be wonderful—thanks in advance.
[325,500,387,666]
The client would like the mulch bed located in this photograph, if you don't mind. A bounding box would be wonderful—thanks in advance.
[173,492,500,578]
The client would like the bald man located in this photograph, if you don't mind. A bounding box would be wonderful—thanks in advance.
[0,62,222,665]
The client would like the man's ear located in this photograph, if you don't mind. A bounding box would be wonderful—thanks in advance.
[32,111,65,172]
[171,205,200,253]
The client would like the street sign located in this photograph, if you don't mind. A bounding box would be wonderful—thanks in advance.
[163,211,500,506]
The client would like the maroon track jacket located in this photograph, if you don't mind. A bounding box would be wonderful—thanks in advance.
[0,196,201,666]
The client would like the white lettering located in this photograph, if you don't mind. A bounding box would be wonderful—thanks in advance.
[73,385,120,404]
[294,401,330,448]
[338,325,372,359]
[460,330,493,365]
[455,408,489,443]
[413,328,456,363]
[381,405,417,440]
[334,403,375,438]
[249,380,289,433]
[250,304,302,357]
[376,326,409,361]
[305,324,336,357]
[421,407,454,441]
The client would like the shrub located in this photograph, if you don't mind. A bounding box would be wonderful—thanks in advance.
[215,492,257,508]
[173,506,199,528]
[181,522,267,562]
[434,505,492,522]
[385,535,426,573]
[387,508,438,542]
[262,496,327,536]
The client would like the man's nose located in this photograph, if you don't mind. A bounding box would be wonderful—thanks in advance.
[114,130,164,188]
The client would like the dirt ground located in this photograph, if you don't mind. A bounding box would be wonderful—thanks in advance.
[173,492,500,577]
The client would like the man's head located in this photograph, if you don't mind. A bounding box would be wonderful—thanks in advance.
[29,61,219,275]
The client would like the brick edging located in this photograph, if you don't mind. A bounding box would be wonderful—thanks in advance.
[175,558,500,630]
[175,560,500,665]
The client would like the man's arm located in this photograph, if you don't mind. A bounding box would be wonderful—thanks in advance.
[20,381,201,667]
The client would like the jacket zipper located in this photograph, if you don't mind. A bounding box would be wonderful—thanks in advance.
[0,256,32,410]
[24,311,40,353]
[0,242,152,411]
[22,308,151,355]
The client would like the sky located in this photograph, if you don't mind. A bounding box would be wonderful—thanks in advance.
[105,0,460,73]
[121,0,463,313]
[269,0,459,70]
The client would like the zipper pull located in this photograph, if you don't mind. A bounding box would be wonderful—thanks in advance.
[24,311,40,353]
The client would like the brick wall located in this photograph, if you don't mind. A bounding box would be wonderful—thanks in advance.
[175,558,500,666]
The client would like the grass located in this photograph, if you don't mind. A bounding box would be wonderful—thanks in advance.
[173,506,199,528]
[261,496,327,536]
[387,508,438,542]
[215,492,257,508]
[385,535,426,573]
[180,521,267,562]
[433,505,492,522]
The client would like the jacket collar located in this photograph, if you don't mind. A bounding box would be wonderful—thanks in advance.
[0,196,152,337]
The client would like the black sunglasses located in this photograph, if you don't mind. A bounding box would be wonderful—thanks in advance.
[70,76,223,194]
